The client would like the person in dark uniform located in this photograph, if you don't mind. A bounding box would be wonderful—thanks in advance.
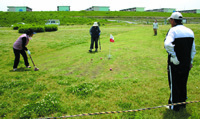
[89,22,101,52]
[164,12,196,111]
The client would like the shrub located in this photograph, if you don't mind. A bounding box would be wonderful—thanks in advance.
[18,25,45,33]
[12,24,24,30]
[45,25,58,32]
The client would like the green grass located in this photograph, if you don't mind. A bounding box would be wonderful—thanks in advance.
[0,24,200,119]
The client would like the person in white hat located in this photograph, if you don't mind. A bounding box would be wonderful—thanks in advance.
[164,12,196,111]
[89,22,101,52]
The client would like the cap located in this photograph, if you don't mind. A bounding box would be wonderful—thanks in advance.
[168,12,183,21]
[93,22,98,26]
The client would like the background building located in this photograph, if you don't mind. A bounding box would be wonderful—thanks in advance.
[120,7,145,12]
[179,9,200,14]
[146,8,176,12]
[7,6,32,12]
[86,6,110,11]
[57,6,70,11]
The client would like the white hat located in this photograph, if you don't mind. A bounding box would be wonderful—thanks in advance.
[168,12,183,20]
[93,22,98,26]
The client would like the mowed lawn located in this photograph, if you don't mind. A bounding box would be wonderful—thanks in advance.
[0,24,200,119]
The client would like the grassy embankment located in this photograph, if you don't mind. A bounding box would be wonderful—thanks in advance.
[1,11,200,26]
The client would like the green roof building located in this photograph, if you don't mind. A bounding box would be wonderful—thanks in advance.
[57,6,70,11]
[146,8,176,13]
[179,9,200,14]
[120,7,145,12]
[86,6,110,11]
[7,6,32,12]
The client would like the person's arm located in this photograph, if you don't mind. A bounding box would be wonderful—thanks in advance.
[89,27,92,36]
[22,37,28,51]
[164,29,180,65]
[164,29,176,57]
[98,27,101,36]
[191,41,196,62]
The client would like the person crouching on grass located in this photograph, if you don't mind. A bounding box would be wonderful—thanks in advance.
[89,22,101,52]
[13,28,36,71]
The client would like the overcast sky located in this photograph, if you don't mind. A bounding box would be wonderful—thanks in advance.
[0,0,200,11]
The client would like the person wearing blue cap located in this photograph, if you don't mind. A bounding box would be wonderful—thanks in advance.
[164,12,196,111]
[13,28,36,71]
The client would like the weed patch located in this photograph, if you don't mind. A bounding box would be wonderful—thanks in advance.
[67,83,97,97]
[16,93,62,118]
[33,83,47,92]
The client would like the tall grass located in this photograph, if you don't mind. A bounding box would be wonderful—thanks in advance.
[0,24,199,118]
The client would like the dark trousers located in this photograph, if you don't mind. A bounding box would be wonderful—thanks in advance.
[167,64,189,111]
[153,29,157,35]
[13,48,29,68]
[90,37,98,49]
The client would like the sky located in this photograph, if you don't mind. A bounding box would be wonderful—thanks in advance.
[0,0,200,11]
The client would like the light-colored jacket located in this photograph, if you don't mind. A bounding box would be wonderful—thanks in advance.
[153,22,158,29]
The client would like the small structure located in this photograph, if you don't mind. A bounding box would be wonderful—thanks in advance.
[179,9,200,14]
[86,6,110,11]
[57,6,70,11]
[146,8,176,13]
[45,19,60,25]
[7,6,32,12]
[120,7,145,12]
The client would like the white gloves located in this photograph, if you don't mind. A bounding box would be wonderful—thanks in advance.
[170,56,179,65]
[27,50,31,55]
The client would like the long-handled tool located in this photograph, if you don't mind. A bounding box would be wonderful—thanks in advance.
[99,36,101,51]
[29,54,39,71]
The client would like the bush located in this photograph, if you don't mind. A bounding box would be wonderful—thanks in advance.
[45,25,58,32]
[18,25,45,33]
[12,24,24,30]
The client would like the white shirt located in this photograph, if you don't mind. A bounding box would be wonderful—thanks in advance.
[153,22,158,29]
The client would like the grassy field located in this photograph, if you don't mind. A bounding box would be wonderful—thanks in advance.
[0,24,200,119]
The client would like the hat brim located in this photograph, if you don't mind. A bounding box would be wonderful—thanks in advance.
[167,17,183,21]
[167,17,171,21]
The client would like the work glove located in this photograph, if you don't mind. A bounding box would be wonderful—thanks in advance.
[27,50,31,55]
[170,56,179,65]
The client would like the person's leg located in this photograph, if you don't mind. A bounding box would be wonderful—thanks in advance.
[13,48,20,69]
[155,29,157,35]
[168,65,182,111]
[89,37,94,52]
[179,69,189,109]
[153,29,155,35]
[95,37,99,52]
[20,50,29,67]
[153,29,157,35]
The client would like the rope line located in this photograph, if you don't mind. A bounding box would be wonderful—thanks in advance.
[38,100,200,119]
